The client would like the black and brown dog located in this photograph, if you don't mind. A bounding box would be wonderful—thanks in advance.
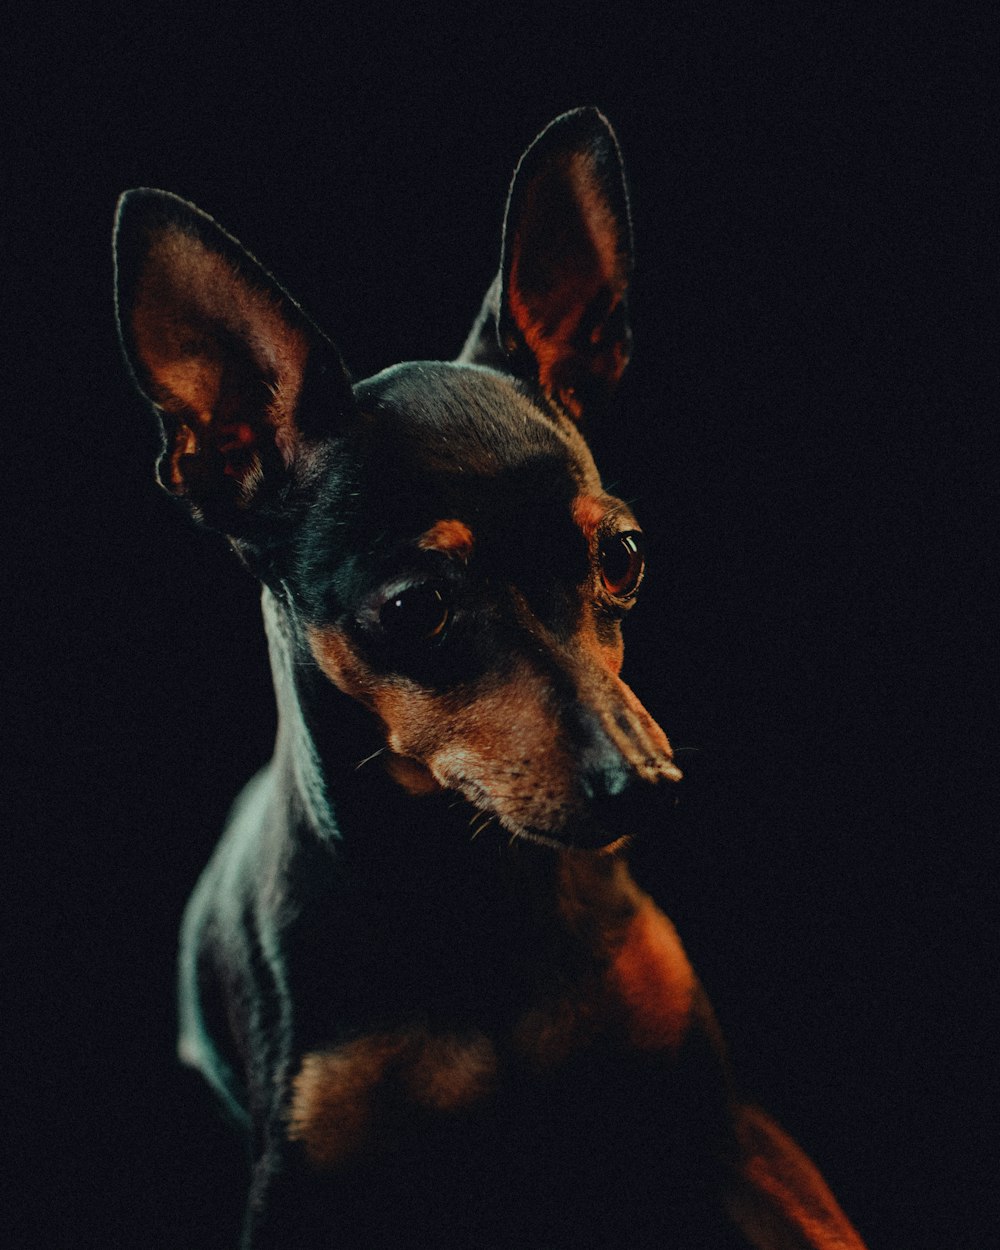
[115,109,867,1249]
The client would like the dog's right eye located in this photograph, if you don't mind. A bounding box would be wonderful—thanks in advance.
[599,530,646,600]
[378,584,450,643]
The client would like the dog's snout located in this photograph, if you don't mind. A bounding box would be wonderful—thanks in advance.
[569,697,682,847]
[571,688,682,788]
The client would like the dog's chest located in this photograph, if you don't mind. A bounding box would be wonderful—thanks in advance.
[287,895,700,1171]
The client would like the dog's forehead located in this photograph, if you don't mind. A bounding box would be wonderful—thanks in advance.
[294,361,610,619]
[352,361,599,487]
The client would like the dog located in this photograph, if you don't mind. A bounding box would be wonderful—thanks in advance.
[114,108,867,1249]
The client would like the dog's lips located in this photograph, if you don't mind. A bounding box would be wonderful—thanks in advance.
[560,814,640,853]
[577,828,636,852]
[448,779,633,854]
[515,825,635,856]
[441,763,681,854]
[417,730,685,855]
[501,811,637,855]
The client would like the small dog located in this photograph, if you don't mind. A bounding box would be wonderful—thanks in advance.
[115,108,867,1249]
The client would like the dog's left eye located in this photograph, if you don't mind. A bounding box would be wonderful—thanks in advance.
[378,584,451,642]
[599,531,646,599]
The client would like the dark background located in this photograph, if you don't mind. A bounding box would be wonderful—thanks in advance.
[5,4,993,1247]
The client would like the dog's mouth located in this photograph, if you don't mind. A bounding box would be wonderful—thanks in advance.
[384,747,679,855]
[479,787,666,855]
[511,822,635,855]
[536,829,634,856]
[438,774,632,854]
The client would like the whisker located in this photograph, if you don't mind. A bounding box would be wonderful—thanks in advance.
[469,814,497,842]
[354,747,387,771]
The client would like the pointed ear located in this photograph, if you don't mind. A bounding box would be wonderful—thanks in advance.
[114,189,354,531]
[459,108,633,422]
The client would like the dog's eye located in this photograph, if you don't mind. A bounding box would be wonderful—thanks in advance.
[599,531,646,599]
[378,584,450,642]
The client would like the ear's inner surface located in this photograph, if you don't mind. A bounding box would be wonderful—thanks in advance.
[498,110,633,421]
[508,152,629,393]
[131,222,312,511]
[115,191,353,531]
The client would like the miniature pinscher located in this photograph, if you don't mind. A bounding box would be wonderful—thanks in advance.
[114,108,867,1248]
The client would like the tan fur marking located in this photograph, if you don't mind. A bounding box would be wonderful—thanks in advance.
[288,1035,406,1168]
[307,619,679,839]
[514,858,697,1065]
[306,626,378,707]
[608,898,697,1051]
[576,597,625,676]
[384,754,442,795]
[729,1106,868,1249]
[572,493,607,541]
[288,1030,497,1168]
[308,625,582,834]
[417,519,475,561]
[404,1032,496,1111]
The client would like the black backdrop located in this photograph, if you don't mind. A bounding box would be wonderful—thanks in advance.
[5,5,992,1248]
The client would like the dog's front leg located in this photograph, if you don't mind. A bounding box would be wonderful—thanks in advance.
[726,1105,867,1250]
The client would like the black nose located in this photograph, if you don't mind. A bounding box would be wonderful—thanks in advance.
[575,766,665,848]
[565,697,680,848]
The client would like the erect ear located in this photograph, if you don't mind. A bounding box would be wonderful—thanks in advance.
[114,189,354,532]
[459,108,633,422]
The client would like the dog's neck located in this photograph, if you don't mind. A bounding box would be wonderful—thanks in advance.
[260,585,342,839]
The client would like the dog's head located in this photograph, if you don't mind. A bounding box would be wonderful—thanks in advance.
[114,108,680,850]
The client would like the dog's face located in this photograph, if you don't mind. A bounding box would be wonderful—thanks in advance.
[293,362,679,847]
[114,109,680,849]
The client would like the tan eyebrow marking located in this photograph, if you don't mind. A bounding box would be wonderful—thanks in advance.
[572,493,607,541]
[417,519,475,560]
